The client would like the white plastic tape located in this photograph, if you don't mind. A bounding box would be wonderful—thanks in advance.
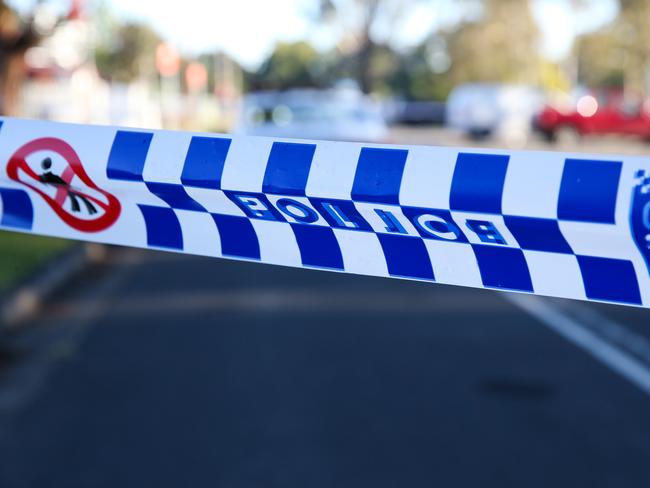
[1,117,649,307]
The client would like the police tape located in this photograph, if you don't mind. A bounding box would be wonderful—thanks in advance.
[0,117,649,307]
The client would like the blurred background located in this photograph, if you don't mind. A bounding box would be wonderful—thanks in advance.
[1,1,650,487]
[0,0,649,149]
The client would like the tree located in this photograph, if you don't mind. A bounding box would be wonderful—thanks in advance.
[617,0,650,94]
[444,0,539,85]
[0,1,38,115]
[575,29,624,89]
[95,22,162,82]
[387,40,453,100]
[574,0,650,95]
[316,0,432,93]
[247,41,322,90]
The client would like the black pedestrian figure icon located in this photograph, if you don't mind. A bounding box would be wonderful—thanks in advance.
[39,157,97,215]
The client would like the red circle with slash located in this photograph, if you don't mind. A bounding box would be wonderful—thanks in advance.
[6,137,121,232]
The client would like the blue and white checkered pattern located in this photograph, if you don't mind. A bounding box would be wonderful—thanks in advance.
[1,118,649,307]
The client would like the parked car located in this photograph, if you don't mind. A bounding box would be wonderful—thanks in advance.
[383,99,446,126]
[446,83,544,145]
[235,88,388,143]
[535,88,650,142]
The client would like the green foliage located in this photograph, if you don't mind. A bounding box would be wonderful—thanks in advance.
[388,42,454,101]
[248,0,650,100]
[95,23,162,82]
[247,38,453,101]
[314,0,403,93]
[575,30,625,89]
[444,0,539,85]
[249,0,542,100]
[575,0,650,94]
[247,41,323,90]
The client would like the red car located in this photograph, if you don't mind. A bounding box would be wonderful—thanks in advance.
[535,89,650,142]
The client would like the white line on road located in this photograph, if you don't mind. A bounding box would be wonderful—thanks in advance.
[505,293,650,397]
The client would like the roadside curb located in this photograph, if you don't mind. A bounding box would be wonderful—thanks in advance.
[0,243,107,327]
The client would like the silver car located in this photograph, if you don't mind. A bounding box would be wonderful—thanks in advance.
[235,88,389,143]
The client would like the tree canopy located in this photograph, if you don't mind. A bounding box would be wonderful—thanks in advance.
[247,41,322,90]
[88,0,650,100]
[95,22,162,82]
[575,0,650,94]
[247,0,540,100]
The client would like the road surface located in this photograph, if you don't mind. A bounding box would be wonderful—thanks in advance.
[0,246,649,488]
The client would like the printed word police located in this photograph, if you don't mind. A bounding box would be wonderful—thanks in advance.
[227,191,512,246]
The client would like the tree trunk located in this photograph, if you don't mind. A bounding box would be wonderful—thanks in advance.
[357,35,374,94]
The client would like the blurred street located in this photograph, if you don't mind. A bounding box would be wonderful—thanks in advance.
[390,125,650,155]
[1,241,650,487]
[2,125,650,487]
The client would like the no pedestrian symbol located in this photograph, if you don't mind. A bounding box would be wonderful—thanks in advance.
[6,137,121,232]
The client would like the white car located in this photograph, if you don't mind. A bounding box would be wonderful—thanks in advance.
[446,83,544,145]
[235,88,388,143]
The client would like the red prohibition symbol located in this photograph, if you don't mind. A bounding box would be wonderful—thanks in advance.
[6,137,121,232]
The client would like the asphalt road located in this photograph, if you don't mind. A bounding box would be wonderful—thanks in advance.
[0,246,649,488]
[1,128,650,487]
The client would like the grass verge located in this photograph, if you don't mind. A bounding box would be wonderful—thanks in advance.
[0,231,72,292]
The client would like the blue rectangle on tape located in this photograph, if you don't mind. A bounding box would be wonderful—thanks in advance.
[262,142,316,196]
[577,256,641,305]
[504,216,573,254]
[473,245,533,292]
[181,136,231,189]
[351,147,408,204]
[450,152,509,214]
[0,188,33,230]
[106,131,153,181]
[146,182,205,212]
[212,213,260,259]
[558,159,622,224]
[138,205,183,250]
[377,234,435,280]
[291,224,344,270]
